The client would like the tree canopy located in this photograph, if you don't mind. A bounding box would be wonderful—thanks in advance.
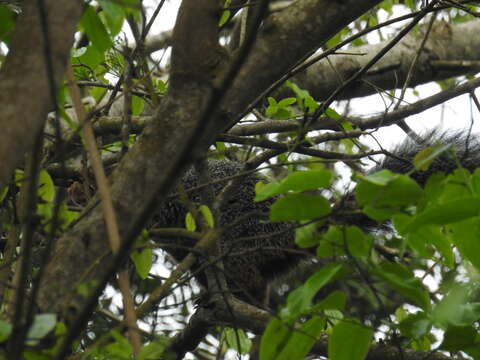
[0,0,480,359]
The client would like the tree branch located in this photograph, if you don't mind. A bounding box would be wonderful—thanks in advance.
[0,0,83,185]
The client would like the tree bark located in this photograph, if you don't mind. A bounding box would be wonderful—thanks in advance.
[288,19,480,100]
[0,0,83,186]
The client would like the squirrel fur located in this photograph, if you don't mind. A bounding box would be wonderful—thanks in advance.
[152,131,480,303]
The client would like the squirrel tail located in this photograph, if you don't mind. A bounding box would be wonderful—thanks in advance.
[372,129,480,185]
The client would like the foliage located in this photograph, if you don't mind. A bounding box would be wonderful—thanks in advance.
[0,0,480,360]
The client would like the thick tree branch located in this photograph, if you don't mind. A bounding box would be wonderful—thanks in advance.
[289,19,480,100]
[214,0,384,135]
[0,0,83,185]
[39,0,227,338]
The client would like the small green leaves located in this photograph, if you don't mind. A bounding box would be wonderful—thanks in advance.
[328,320,373,360]
[266,97,297,119]
[185,205,215,231]
[285,81,319,113]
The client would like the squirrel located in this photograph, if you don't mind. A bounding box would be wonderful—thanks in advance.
[151,130,479,304]
[151,160,299,304]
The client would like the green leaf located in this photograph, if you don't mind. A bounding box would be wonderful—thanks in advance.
[199,205,215,227]
[295,221,322,248]
[278,97,297,107]
[328,320,373,360]
[324,107,342,121]
[393,215,454,267]
[185,212,196,231]
[356,172,423,222]
[433,284,480,327]
[104,330,133,359]
[76,45,105,69]
[412,146,437,171]
[138,337,168,360]
[270,193,331,221]
[0,6,16,44]
[285,81,309,99]
[132,95,145,116]
[131,247,153,280]
[277,316,325,360]
[312,290,347,312]
[316,226,346,258]
[448,217,480,271]
[441,326,477,351]
[26,314,57,345]
[218,0,233,26]
[23,351,51,360]
[398,312,431,339]
[219,9,231,26]
[38,170,55,203]
[80,6,113,53]
[345,226,372,257]
[223,328,251,354]
[0,320,12,342]
[402,198,480,233]
[413,143,454,172]
[362,169,398,186]
[98,0,126,36]
[80,6,112,53]
[357,172,423,207]
[71,47,87,58]
[260,318,292,360]
[287,264,344,315]
[304,96,319,113]
[255,170,331,201]
[375,263,430,310]
[0,186,8,202]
